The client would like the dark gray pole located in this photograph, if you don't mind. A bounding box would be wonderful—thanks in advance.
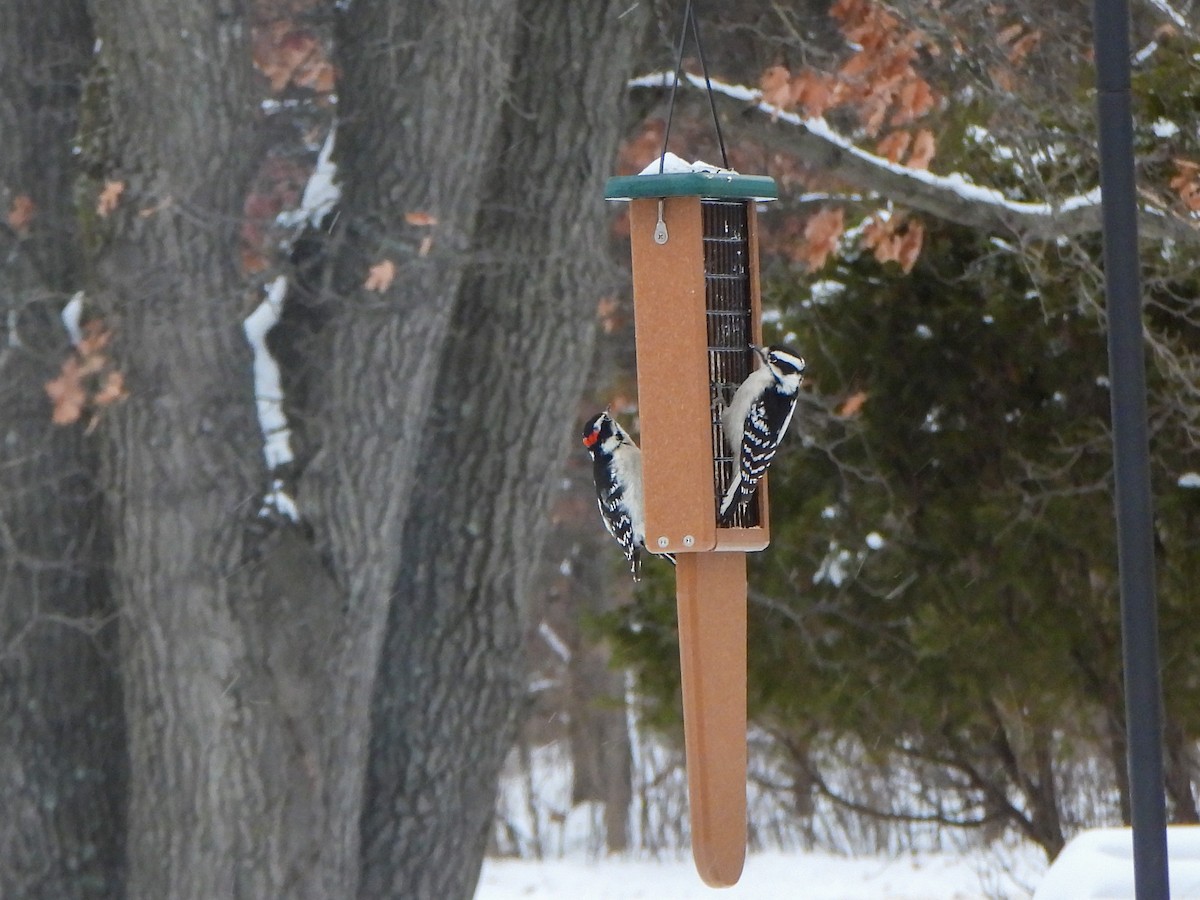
[1091,1,1170,897]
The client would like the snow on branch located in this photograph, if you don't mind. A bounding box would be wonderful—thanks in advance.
[1146,0,1190,32]
[630,71,1200,248]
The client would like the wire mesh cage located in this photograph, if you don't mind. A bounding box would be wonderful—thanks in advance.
[702,200,760,530]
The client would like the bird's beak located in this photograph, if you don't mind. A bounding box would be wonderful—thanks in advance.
[749,343,769,364]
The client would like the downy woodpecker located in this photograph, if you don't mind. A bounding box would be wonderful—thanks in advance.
[582,411,672,581]
[719,344,806,522]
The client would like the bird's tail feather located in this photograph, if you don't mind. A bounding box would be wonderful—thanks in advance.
[719,474,743,522]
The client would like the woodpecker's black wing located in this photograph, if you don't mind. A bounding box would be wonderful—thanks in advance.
[592,455,641,579]
[732,389,798,514]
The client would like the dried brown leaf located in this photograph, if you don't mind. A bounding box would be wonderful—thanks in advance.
[798,206,845,272]
[760,65,792,108]
[1007,29,1042,66]
[837,390,869,417]
[908,129,937,170]
[7,194,35,235]
[364,259,396,292]
[877,131,912,164]
[997,22,1025,45]
[896,220,925,273]
[94,370,128,406]
[45,359,86,425]
[97,180,125,218]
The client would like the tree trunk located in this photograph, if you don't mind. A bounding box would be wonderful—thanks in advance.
[1164,717,1199,823]
[7,0,647,894]
[0,2,125,896]
[358,3,647,896]
[85,0,282,895]
[293,1,524,894]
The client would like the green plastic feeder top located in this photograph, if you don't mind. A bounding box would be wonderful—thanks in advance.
[605,154,777,202]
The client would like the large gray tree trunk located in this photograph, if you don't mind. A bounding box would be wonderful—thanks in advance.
[0,1,125,896]
[84,0,279,895]
[359,4,647,897]
[4,0,642,894]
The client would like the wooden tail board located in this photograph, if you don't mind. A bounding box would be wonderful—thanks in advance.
[676,552,748,887]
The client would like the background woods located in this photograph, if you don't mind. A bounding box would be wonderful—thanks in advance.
[2,0,1200,898]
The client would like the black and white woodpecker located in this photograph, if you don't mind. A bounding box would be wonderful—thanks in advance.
[581,411,673,581]
[719,344,806,522]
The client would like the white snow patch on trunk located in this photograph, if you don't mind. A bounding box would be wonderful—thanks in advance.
[277,125,340,229]
[61,291,84,345]
[244,276,298,520]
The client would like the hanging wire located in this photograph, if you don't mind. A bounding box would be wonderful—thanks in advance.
[659,0,730,173]
[690,3,729,169]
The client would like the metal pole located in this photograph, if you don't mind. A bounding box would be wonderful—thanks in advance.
[1091,1,1170,897]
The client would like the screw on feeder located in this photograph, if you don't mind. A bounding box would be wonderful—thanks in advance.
[657,536,669,549]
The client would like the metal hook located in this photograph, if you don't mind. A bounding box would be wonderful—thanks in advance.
[654,199,669,244]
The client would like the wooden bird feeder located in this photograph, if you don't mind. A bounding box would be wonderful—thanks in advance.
[605,167,777,887]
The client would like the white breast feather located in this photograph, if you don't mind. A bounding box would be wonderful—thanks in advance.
[611,443,645,547]
[723,367,774,448]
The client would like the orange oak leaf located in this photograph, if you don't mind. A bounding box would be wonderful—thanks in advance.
[46,359,87,425]
[891,78,936,126]
[294,58,336,93]
[860,213,893,251]
[94,370,128,406]
[790,69,838,118]
[895,219,925,273]
[97,180,125,218]
[877,131,912,164]
[837,390,869,417]
[7,194,35,235]
[861,213,924,272]
[760,65,793,113]
[798,206,845,272]
[364,259,396,292]
[997,23,1025,45]
[907,129,937,170]
[1170,160,1200,212]
[254,24,321,94]
[1007,29,1042,66]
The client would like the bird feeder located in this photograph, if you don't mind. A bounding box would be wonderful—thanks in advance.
[605,166,777,887]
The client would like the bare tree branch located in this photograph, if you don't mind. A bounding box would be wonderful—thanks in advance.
[631,71,1200,248]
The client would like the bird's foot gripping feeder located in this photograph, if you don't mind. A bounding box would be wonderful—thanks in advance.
[605,166,778,887]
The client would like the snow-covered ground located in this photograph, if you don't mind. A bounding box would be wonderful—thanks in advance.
[478,847,1047,899]
[481,827,1200,899]
[485,739,1049,898]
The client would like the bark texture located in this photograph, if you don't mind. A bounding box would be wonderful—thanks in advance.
[0,1,125,896]
[84,0,274,896]
[294,1,523,893]
[358,4,647,897]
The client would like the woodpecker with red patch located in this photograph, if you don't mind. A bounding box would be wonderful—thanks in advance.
[719,344,806,522]
[582,411,673,581]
